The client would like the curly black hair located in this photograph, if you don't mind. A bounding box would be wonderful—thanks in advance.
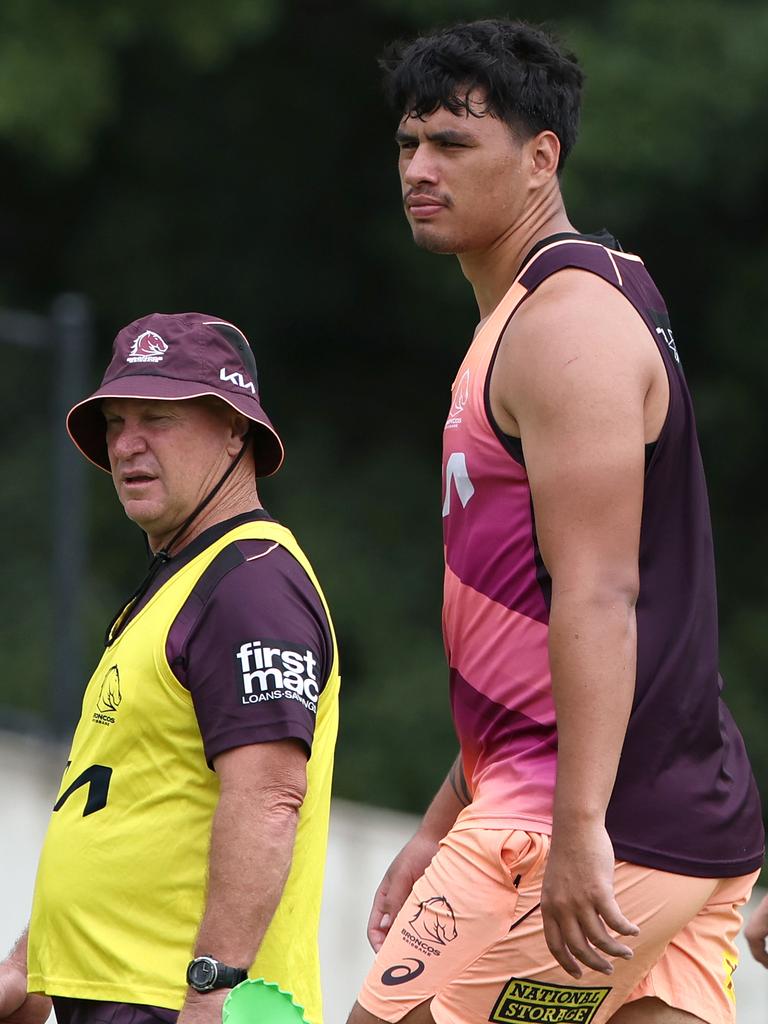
[380,19,585,171]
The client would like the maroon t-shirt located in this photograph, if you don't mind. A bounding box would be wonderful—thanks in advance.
[121,510,332,764]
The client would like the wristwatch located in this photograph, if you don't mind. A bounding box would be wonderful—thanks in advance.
[186,955,248,992]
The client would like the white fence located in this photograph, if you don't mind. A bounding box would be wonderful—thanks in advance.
[1,730,766,1022]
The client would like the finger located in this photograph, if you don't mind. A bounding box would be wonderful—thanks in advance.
[598,897,640,940]
[543,911,582,979]
[747,936,768,968]
[366,886,391,951]
[366,894,387,936]
[579,909,634,961]
[367,913,393,953]
[558,917,614,975]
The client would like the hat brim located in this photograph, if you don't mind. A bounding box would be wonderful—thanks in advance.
[67,376,285,478]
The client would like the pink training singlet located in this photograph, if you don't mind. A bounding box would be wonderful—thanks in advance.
[441,231,763,879]
[442,268,552,833]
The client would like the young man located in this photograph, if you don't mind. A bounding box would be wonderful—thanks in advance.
[0,312,340,1024]
[350,19,763,1024]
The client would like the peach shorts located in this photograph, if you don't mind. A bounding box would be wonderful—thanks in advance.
[358,827,759,1024]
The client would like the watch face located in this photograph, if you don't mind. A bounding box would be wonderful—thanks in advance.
[189,958,218,990]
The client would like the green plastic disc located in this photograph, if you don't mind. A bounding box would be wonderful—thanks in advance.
[222,978,307,1024]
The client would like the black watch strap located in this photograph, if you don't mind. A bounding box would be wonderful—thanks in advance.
[186,955,248,992]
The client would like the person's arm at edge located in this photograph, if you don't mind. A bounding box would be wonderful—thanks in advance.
[494,271,662,976]
[0,930,52,1024]
[745,891,768,967]
[177,739,308,1024]
[367,752,469,952]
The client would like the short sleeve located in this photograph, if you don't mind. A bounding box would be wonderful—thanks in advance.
[166,539,333,766]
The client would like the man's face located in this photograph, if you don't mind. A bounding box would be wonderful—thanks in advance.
[396,92,530,254]
[103,397,239,539]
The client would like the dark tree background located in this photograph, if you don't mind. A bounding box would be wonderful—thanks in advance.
[1,0,766,818]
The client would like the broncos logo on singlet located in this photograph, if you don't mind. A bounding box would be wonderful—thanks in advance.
[409,896,458,945]
[450,370,470,417]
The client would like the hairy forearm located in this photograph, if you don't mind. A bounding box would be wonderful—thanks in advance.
[419,753,470,841]
[6,930,28,969]
[549,586,637,827]
[0,927,52,1024]
[193,786,302,965]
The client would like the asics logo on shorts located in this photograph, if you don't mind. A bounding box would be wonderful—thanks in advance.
[381,959,425,986]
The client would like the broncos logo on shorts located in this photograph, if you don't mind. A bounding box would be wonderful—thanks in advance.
[409,896,458,945]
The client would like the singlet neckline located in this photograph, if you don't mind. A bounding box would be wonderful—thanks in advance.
[519,229,621,277]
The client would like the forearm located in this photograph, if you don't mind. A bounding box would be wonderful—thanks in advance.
[0,927,51,1024]
[193,787,301,965]
[419,753,470,841]
[549,587,637,829]
[6,930,28,970]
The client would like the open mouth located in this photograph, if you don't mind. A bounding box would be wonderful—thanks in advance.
[123,474,156,486]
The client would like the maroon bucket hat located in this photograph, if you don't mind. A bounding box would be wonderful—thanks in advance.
[67,312,284,477]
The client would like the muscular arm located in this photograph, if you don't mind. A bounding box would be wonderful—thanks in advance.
[179,739,307,1023]
[492,269,667,975]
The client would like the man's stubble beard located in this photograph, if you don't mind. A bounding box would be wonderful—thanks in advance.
[410,225,463,255]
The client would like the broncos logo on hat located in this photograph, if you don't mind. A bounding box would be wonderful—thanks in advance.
[128,330,168,358]
[409,896,458,945]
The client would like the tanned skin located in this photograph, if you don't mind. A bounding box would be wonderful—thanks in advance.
[0,398,308,1024]
[348,91,698,1024]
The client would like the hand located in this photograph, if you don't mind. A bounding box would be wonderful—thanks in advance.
[541,821,639,978]
[177,989,228,1024]
[744,893,768,968]
[0,961,51,1024]
[367,830,441,952]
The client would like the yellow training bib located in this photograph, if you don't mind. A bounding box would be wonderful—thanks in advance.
[28,520,339,1023]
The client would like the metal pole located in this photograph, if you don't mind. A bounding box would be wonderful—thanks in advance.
[51,294,91,737]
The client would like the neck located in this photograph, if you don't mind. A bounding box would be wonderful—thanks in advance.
[147,461,261,555]
[458,189,575,320]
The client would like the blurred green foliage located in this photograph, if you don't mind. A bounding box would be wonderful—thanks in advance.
[0,0,766,815]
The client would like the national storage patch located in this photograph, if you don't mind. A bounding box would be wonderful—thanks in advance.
[489,978,611,1024]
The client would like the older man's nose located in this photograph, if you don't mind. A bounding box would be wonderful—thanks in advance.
[110,423,148,461]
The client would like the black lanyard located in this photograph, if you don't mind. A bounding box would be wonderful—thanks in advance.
[103,439,249,647]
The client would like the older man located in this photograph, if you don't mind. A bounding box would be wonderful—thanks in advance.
[0,312,339,1024]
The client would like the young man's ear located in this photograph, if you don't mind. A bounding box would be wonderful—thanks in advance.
[529,130,561,183]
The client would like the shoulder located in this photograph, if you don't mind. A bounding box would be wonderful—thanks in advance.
[169,537,335,763]
[195,538,326,619]
[496,268,660,411]
[517,268,652,353]
[168,537,333,687]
